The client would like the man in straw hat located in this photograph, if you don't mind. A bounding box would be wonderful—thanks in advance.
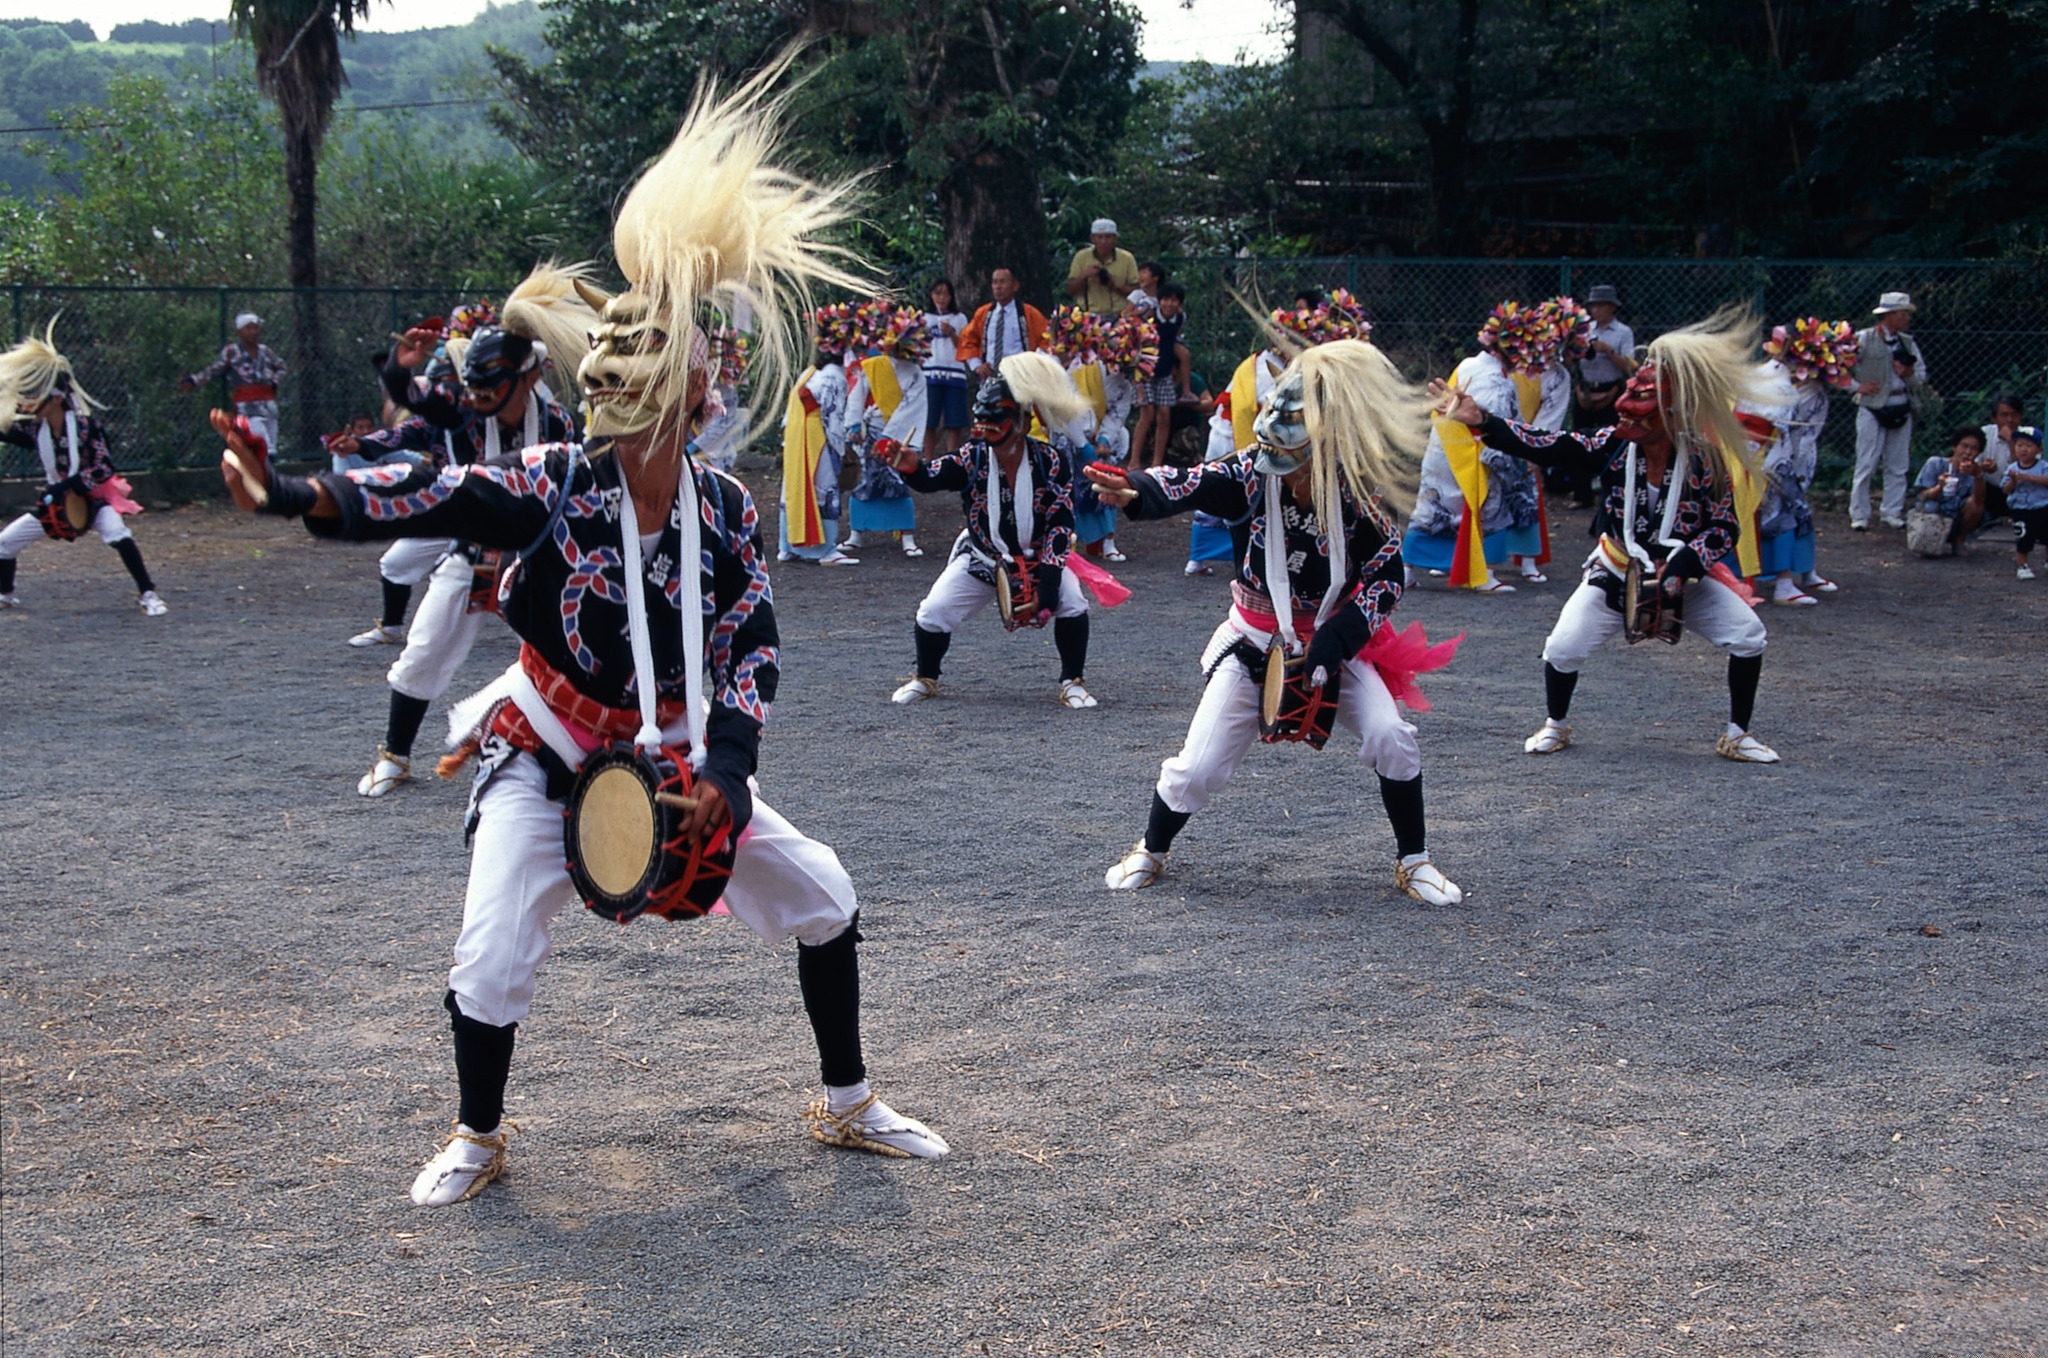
[1086,341,1466,906]
[217,57,949,1206]
[181,312,287,456]
[0,320,168,614]
[1849,290,1926,530]
[1436,308,1783,764]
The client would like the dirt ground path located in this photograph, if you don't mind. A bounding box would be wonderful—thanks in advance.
[3,480,2043,1356]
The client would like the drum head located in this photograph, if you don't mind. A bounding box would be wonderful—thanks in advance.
[575,763,657,898]
[63,490,90,532]
[994,567,1013,622]
[1261,647,1286,729]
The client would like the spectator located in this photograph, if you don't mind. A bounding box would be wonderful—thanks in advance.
[1065,219,1139,316]
[1851,291,1927,531]
[1292,286,1324,312]
[1979,393,2022,521]
[1907,428,1989,557]
[1126,259,1166,315]
[1568,284,1635,507]
[2005,426,2048,580]
[1133,282,1192,470]
[956,267,1049,379]
[922,278,972,456]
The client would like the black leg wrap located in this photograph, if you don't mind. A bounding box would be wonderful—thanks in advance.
[1728,653,1763,730]
[112,538,154,593]
[1544,663,1578,722]
[0,557,14,594]
[381,577,413,629]
[796,911,866,1088]
[1053,613,1089,681]
[445,990,515,1134]
[913,624,950,681]
[386,691,432,758]
[1379,774,1427,859]
[1144,793,1191,854]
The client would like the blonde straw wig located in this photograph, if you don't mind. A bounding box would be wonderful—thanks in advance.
[1285,339,1434,520]
[500,260,604,397]
[0,317,101,414]
[1647,306,1778,485]
[999,351,1095,435]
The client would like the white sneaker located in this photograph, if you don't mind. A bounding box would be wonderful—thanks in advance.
[139,590,168,616]
[1396,852,1463,906]
[1056,679,1098,709]
[1,592,18,609]
[409,1122,512,1206]
[2021,566,2038,581]
[817,551,861,567]
[1850,520,1870,532]
[1715,730,1780,764]
[1881,515,1906,529]
[349,623,405,647]
[890,676,938,704]
[1524,719,1571,755]
[804,1086,949,1159]
[358,749,411,797]
[1105,841,1167,890]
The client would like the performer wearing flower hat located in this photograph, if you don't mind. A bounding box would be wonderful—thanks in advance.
[1752,319,1858,604]
[216,60,950,1206]
[180,311,287,455]
[1088,340,1464,906]
[1436,308,1783,764]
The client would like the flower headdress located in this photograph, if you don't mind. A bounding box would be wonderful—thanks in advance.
[1762,317,1860,388]
[446,300,498,340]
[1271,287,1372,349]
[1538,296,1593,364]
[1476,301,1553,375]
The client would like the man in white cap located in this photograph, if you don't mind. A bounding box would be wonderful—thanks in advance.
[1850,291,1926,530]
[1065,219,1139,317]
[181,313,287,455]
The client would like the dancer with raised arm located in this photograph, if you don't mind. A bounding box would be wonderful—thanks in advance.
[216,62,948,1206]
[1088,340,1464,906]
[1434,308,1783,763]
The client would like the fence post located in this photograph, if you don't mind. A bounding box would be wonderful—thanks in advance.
[1560,256,1572,297]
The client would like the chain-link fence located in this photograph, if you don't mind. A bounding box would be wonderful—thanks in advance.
[2,284,514,480]
[10,261,2045,484]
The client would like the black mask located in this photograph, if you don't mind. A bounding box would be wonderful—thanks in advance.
[460,327,536,403]
[969,374,1019,444]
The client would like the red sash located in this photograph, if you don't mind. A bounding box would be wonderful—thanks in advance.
[488,644,689,758]
[232,384,277,404]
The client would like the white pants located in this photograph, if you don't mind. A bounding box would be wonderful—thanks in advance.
[0,503,132,557]
[450,753,859,1027]
[238,404,279,459]
[1541,575,1766,673]
[1851,408,1912,523]
[388,552,487,702]
[913,552,1088,632]
[1156,638,1421,815]
[380,537,455,588]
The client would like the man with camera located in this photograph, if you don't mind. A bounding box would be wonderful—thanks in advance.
[1065,218,1140,318]
[1567,284,1637,506]
[1851,291,1927,531]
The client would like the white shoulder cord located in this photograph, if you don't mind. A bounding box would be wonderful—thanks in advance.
[35,411,79,484]
[1619,442,1690,569]
[1262,471,1351,657]
[986,438,1035,562]
[613,450,709,769]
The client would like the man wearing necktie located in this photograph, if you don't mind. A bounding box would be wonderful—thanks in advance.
[957,267,1049,379]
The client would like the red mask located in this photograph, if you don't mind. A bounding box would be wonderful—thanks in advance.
[1613,363,1665,441]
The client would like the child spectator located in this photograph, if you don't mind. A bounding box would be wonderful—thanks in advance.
[1133,283,1192,469]
[1909,428,1989,556]
[922,278,971,456]
[2004,425,2048,579]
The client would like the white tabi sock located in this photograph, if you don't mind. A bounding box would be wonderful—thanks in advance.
[826,1080,873,1114]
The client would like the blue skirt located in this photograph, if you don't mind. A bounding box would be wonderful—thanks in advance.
[1486,522,1542,562]
[850,496,916,532]
[1755,527,1815,576]
[1073,505,1116,545]
[1402,525,1458,572]
[1189,515,1235,562]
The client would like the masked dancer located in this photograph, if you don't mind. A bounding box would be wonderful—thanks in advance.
[1087,341,1464,906]
[1434,308,1782,763]
[348,264,594,798]
[0,322,166,615]
[886,352,1120,711]
[217,63,949,1206]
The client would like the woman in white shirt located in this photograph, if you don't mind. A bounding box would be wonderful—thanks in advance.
[1981,394,2022,520]
[922,279,971,456]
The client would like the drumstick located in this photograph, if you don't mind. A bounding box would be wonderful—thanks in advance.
[655,792,700,811]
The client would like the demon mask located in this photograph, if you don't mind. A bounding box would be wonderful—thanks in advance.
[1250,370,1311,476]
[970,374,1020,446]
[1613,363,1666,443]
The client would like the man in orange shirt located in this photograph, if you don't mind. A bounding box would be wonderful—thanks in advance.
[956,267,1049,379]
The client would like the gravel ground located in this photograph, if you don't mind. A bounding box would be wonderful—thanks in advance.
[3,478,2044,1357]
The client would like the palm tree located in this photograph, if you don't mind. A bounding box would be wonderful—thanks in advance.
[229,0,374,448]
